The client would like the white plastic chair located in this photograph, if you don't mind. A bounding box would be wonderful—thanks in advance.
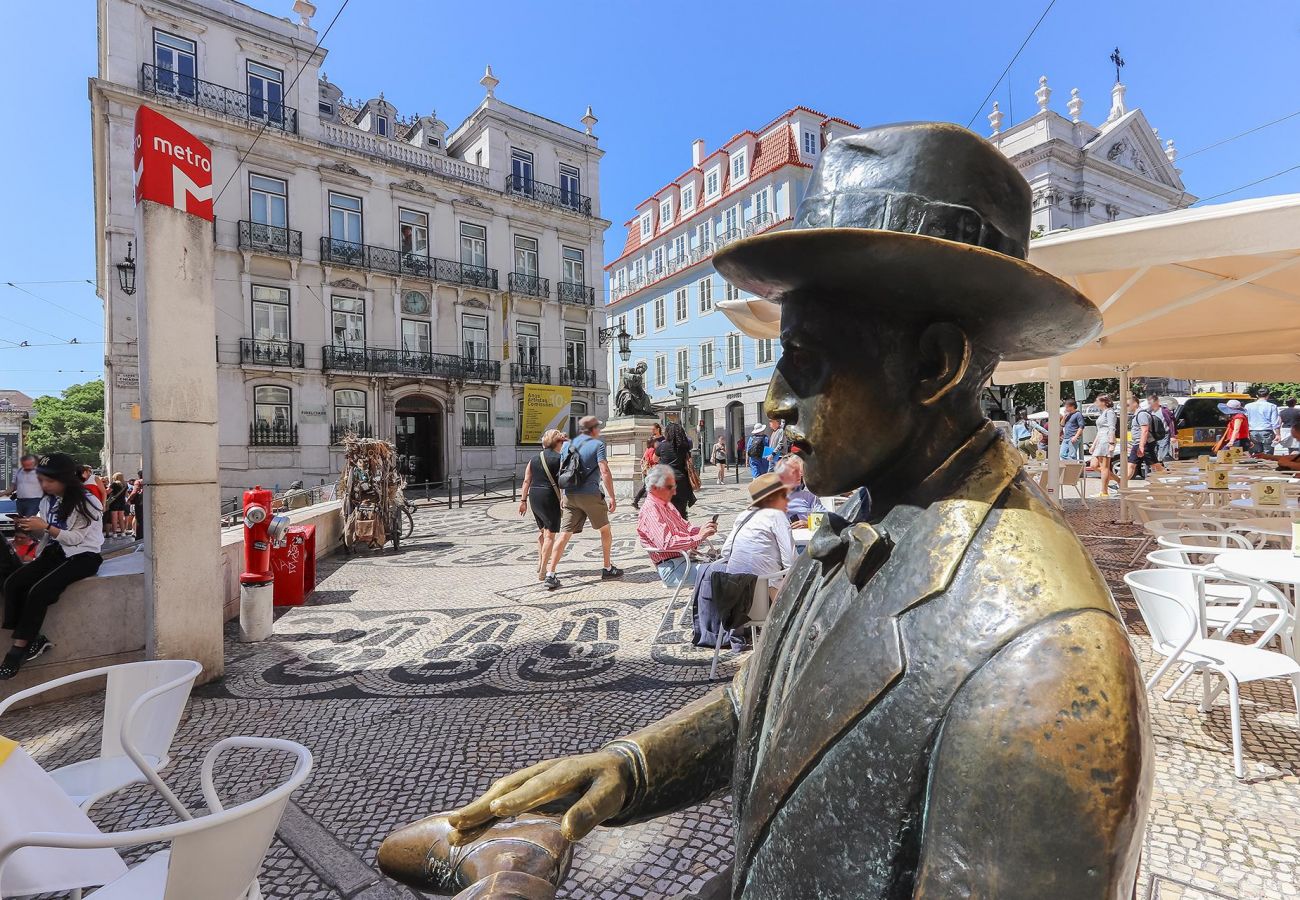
[1155,531,1254,567]
[710,568,789,678]
[1126,569,1300,778]
[1144,550,1292,652]
[0,736,311,900]
[0,660,202,816]
[648,549,695,643]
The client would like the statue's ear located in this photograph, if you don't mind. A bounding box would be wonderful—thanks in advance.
[914,322,970,406]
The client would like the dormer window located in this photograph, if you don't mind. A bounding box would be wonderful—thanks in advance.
[803,131,819,155]
[705,168,720,199]
[428,137,440,147]
[681,185,695,212]
[640,214,653,238]
[731,150,748,182]
[660,198,672,226]
[319,100,334,115]
[375,115,388,137]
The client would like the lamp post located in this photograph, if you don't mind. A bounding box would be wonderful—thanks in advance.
[116,241,137,296]
[598,323,632,363]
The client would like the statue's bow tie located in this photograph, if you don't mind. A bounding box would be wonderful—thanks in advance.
[808,514,892,587]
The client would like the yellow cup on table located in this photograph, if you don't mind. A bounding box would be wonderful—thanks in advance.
[805,511,826,533]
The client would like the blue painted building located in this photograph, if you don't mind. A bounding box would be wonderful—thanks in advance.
[603,107,858,462]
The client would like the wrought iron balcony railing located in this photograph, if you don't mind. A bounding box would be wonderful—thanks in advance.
[559,367,597,388]
[330,423,374,444]
[140,64,299,133]
[462,427,495,447]
[249,422,298,446]
[461,356,502,381]
[239,221,302,257]
[510,362,551,384]
[508,272,549,298]
[318,237,497,288]
[744,212,776,235]
[240,338,305,368]
[505,175,592,216]
[556,282,595,307]
[714,227,744,250]
[321,345,501,381]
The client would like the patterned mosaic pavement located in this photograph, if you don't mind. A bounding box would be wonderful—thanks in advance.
[6,481,1300,898]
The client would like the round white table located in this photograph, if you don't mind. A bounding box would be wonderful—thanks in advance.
[1231,517,1295,540]
[1229,497,1300,515]
[1216,549,1300,588]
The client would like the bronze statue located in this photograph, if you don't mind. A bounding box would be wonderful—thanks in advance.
[613,360,656,417]
[381,122,1151,899]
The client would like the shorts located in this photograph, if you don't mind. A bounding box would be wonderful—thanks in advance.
[1128,443,1158,466]
[562,492,609,533]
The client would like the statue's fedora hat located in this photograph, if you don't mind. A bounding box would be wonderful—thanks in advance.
[713,121,1101,360]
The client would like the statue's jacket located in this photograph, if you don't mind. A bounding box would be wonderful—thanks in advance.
[607,425,1151,898]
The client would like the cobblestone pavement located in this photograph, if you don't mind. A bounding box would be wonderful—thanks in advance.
[7,482,1300,898]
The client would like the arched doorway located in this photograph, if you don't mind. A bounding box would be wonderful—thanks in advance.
[395,394,444,487]
[725,401,745,465]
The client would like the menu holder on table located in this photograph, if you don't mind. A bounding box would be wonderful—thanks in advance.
[1252,483,1283,506]
[1208,469,1231,490]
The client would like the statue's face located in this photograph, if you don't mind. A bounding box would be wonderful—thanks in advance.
[766,299,917,494]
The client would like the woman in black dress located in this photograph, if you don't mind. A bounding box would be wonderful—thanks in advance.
[655,422,696,518]
[519,429,566,582]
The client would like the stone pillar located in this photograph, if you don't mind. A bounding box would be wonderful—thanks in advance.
[601,415,660,500]
[136,199,223,681]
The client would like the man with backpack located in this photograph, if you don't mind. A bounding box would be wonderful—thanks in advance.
[1126,395,1161,480]
[746,423,770,479]
[544,416,622,590]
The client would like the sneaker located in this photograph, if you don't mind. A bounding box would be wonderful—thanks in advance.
[23,636,52,662]
[601,566,624,580]
[0,650,24,680]
[544,574,561,591]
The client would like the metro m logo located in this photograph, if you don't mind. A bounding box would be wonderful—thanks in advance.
[134,106,214,221]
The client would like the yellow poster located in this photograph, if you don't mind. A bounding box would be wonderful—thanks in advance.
[521,384,572,445]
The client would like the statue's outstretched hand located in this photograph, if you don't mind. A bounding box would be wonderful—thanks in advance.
[448,751,631,844]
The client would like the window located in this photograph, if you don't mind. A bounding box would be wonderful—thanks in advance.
[655,354,668,387]
[514,235,539,276]
[698,277,713,313]
[753,189,770,220]
[652,246,664,272]
[559,164,582,209]
[401,319,431,353]
[676,348,690,382]
[318,100,333,115]
[331,295,365,346]
[803,131,819,155]
[634,306,646,337]
[464,396,490,432]
[328,192,362,244]
[632,258,645,280]
[653,296,666,330]
[672,234,686,261]
[246,61,284,124]
[724,206,739,235]
[462,313,489,360]
[375,114,388,137]
[757,338,774,365]
[249,174,287,229]
[640,214,653,238]
[725,280,740,302]
[660,198,673,226]
[475,149,483,166]
[516,321,541,365]
[562,246,585,285]
[568,400,588,440]
[675,288,688,323]
[731,150,748,182]
[251,285,290,341]
[511,148,534,192]
[153,31,196,98]
[617,314,628,336]
[253,385,291,428]
[334,389,367,432]
[565,327,587,372]
[726,333,743,371]
[705,168,720,198]
[459,222,487,268]
[399,209,428,255]
[681,185,695,212]
[697,220,713,248]
[700,340,715,377]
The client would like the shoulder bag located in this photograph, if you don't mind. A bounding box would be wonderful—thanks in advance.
[538,451,563,504]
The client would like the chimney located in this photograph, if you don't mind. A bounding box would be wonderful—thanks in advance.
[692,139,705,167]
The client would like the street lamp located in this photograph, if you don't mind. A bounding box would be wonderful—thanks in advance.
[598,323,632,363]
[116,241,137,296]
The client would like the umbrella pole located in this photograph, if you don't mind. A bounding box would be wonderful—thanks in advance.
[1046,358,1061,500]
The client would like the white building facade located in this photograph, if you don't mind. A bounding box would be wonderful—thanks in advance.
[92,0,609,494]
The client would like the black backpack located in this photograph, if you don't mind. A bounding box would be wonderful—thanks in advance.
[1146,409,1166,442]
[747,434,767,459]
[557,437,591,490]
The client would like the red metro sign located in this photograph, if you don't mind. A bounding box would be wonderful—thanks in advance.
[133,105,214,221]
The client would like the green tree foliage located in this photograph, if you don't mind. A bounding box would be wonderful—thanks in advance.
[25,380,105,466]
[983,378,1141,416]
[1247,382,1300,400]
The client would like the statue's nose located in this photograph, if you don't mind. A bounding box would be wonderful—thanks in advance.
[765,370,798,427]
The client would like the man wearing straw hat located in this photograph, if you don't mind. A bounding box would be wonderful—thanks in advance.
[382,123,1149,900]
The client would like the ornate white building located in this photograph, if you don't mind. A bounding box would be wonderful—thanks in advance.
[91,0,608,494]
[988,76,1195,236]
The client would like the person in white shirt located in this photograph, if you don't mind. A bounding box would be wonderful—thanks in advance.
[2,453,104,678]
[9,454,42,518]
[720,472,796,584]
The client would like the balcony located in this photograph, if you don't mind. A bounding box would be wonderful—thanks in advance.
[508,272,550,299]
[249,422,298,447]
[330,423,374,445]
[321,346,501,381]
[510,362,551,384]
[462,427,495,448]
[239,221,302,257]
[556,282,595,307]
[319,119,490,187]
[559,367,597,388]
[505,175,592,216]
[140,64,298,134]
[240,338,305,368]
[744,212,776,236]
[714,228,744,250]
[319,238,498,288]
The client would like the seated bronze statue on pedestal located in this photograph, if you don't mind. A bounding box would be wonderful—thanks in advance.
[379,122,1151,899]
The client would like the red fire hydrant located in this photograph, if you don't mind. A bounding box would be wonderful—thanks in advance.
[239,486,289,642]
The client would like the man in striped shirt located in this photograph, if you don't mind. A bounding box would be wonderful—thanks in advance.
[636,464,717,586]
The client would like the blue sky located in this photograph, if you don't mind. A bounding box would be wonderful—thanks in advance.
[3,0,1299,400]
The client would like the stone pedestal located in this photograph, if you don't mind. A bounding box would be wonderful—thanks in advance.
[601,416,659,500]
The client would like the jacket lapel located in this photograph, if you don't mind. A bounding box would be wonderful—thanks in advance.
[734,432,1022,879]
